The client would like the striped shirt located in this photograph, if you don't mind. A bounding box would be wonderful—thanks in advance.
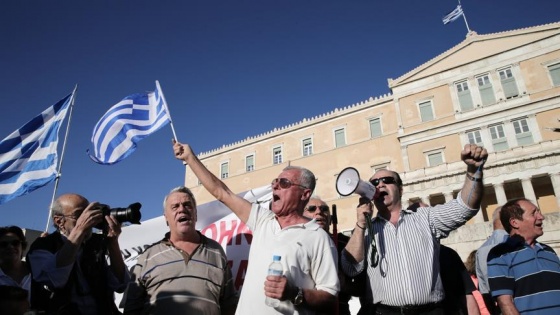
[341,197,477,306]
[123,232,238,315]
[488,236,560,314]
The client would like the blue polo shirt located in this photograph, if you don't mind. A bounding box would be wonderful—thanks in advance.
[488,235,560,314]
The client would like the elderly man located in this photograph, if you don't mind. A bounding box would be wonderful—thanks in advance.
[172,140,339,315]
[27,193,129,315]
[303,195,371,315]
[342,144,487,314]
[122,186,237,315]
[488,198,560,315]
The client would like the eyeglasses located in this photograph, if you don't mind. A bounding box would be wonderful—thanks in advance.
[369,176,397,187]
[57,211,82,221]
[271,178,308,190]
[0,240,22,248]
[306,205,329,212]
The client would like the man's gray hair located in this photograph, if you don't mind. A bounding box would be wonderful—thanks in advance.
[50,199,64,230]
[163,186,197,211]
[283,165,316,193]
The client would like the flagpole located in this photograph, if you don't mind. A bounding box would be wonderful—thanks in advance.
[44,85,78,232]
[155,80,179,141]
[458,0,471,33]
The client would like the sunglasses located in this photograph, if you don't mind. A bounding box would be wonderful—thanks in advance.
[0,240,22,248]
[306,205,329,212]
[271,178,308,190]
[369,176,397,187]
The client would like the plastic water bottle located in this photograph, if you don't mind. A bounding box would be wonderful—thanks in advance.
[265,255,283,307]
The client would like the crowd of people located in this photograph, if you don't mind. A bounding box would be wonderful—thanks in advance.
[1,142,560,315]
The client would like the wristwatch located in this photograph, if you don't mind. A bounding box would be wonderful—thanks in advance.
[292,287,304,306]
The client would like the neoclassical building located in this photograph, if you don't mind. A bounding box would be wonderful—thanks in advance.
[185,22,560,257]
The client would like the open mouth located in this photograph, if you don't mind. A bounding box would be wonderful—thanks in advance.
[375,191,388,199]
[177,215,190,223]
[273,194,280,202]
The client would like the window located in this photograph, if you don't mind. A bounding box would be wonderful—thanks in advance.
[477,74,496,106]
[466,130,483,146]
[371,163,390,174]
[245,155,254,172]
[512,118,533,145]
[489,124,508,151]
[273,147,282,165]
[302,138,313,156]
[499,68,519,99]
[548,63,560,86]
[369,118,382,138]
[427,152,444,167]
[455,81,474,111]
[419,101,434,122]
[220,162,229,179]
[334,128,346,148]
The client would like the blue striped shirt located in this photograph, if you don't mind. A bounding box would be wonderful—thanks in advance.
[488,236,560,314]
[341,197,477,306]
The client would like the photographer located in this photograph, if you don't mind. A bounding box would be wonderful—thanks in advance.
[26,193,130,315]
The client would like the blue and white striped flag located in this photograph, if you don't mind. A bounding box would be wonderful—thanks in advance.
[0,94,72,205]
[442,5,463,25]
[88,82,171,165]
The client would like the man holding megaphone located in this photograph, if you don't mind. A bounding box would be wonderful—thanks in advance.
[341,143,488,315]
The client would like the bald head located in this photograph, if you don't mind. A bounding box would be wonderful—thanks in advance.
[52,194,90,234]
[52,194,89,216]
[492,206,504,230]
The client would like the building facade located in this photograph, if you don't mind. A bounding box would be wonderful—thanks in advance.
[185,22,560,258]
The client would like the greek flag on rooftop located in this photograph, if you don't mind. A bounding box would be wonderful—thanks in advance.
[442,5,463,25]
[88,83,170,165]
[0,94,72,205]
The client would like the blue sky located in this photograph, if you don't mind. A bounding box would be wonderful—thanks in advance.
[1,0,559,232]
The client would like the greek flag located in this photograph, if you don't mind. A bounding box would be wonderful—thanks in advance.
[442,5,463,25]
[0,94,72,205]
[88,82,171,165]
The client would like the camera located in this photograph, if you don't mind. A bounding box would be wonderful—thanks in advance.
[94,202,142,230]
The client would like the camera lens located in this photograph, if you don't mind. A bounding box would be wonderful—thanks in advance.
[110,202,142,225]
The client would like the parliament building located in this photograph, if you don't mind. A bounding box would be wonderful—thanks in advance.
[185,22,560,258]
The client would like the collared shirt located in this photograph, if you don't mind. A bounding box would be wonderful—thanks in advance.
[123,232,238,315]
[235,204,339,315]
[475,229,508,294]
[341,196,477,307]
[0,267,31,296]
[488,236,560,314]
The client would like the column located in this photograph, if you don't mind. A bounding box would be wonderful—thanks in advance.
[493,182,507,206]
[443,192,454,202]
[521,178,537,203]
[549,173,560,209]
[420,196,430,207]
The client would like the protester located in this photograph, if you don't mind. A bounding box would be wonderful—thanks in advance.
[465,250,489,315]
[475,206,506,315]
[0,285,30,315]
[0,226,30,293]
[439,245,480,315]
[122,186,238,315]
[408,203,481,315]
[488,198,560,314]
[173,140,339,314]
[341,143,487,314]
[27,193,130,315]
[303,197,367,315]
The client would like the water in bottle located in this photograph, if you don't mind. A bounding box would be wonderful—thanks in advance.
[265,255,283,307]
